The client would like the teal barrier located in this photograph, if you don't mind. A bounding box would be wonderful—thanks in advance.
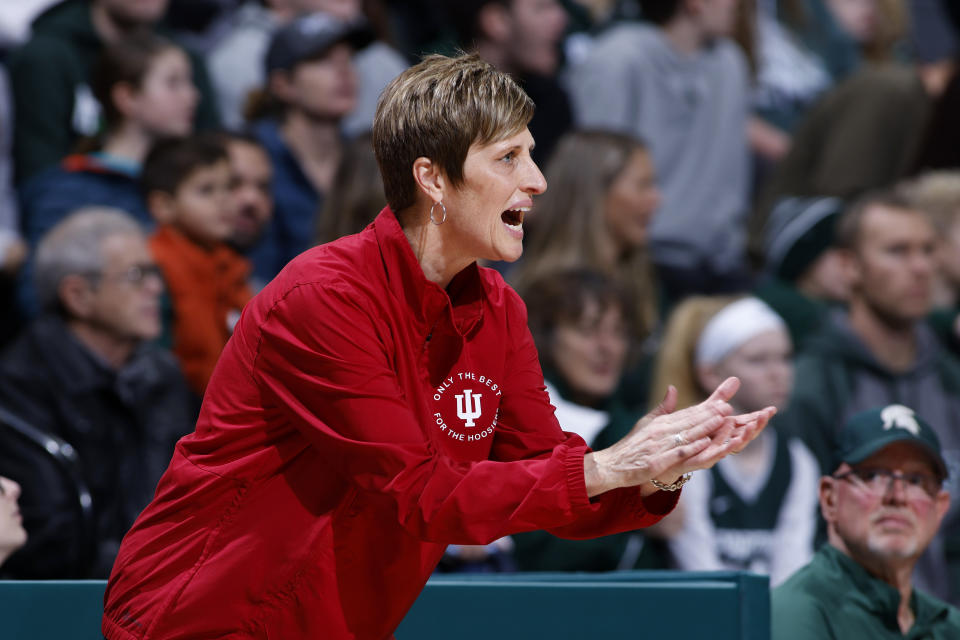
[0,580,106,640]
[398,571,770,640]
[0,571,769,639]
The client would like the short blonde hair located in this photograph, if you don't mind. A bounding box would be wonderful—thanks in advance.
[372,52,534,212]
[900,171,960,234]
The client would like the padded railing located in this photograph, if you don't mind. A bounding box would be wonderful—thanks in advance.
[398,571,770,639]
[0,571,769,639]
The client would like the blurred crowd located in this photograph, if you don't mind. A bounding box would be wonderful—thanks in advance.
[2,0,960,627]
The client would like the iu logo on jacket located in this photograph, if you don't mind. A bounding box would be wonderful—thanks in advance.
[431,370,502,460]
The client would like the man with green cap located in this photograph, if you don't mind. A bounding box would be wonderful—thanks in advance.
[772,404,960,638]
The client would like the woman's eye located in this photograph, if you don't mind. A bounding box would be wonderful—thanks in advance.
[500,151,516,163]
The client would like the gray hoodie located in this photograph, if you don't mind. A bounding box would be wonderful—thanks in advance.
[566,23,751,275]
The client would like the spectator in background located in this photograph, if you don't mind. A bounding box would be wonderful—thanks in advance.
[566,0,752,299]
[748,0,833,140]
[6,0,220,185]
[773,405,960,639]
[780,189,960,605]
[509,130,661,345]
[748,0,952,259]
[206,0,406,134]
[219,132,275,292]
[755,196,850,350]
[0,207,194,578]
[0,66,27,348]
[245,11,371,280]
[340,0,409,137]
[511,269,677,572]
[144,135,252,397]
[0,67,23,273]
[651,296,818,587]
[800,0,908,82]
[314,132,383,244]
[0,477,27,572]
[18,33,199,246]
[448,0,572,165]
[900,171,960,352]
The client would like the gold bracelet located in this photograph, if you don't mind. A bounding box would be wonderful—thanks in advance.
[650,473,691,492]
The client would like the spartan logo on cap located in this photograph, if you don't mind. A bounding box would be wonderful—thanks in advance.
[880,404,920,436]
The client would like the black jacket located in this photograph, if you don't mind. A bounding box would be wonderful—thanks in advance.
[0,316,196,578]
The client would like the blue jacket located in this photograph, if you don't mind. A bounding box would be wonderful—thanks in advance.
[16,153,152,318]
[248,119,324,284]
[18,152,151,245]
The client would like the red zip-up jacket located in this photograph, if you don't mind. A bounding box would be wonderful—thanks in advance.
[103,208,678,639]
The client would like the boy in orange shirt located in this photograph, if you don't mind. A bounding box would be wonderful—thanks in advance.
[143,135,252,396]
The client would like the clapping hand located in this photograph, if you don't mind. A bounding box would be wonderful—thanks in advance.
[584,377,775,497]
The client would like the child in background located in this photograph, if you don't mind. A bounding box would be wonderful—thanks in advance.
[19,32,199,244]
[143,135,252,396]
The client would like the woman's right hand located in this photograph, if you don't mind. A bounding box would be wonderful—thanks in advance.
[583,377,775,497]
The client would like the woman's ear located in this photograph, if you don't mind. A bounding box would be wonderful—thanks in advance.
[412,157,446,204]
[111,82,137,118]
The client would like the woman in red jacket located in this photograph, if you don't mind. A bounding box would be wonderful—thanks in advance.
[102,52,774,640]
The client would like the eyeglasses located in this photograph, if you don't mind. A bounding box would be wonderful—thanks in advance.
[87,264,163,288]
[833,467,943,500]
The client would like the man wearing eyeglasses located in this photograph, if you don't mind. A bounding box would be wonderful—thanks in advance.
[0,207,194,579]
[772,405,960,639]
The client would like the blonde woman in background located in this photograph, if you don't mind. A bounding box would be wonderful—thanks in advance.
[651,296,819,587]
[509,129,662,342]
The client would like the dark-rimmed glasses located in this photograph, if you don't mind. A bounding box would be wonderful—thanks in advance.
[833,467,942,501]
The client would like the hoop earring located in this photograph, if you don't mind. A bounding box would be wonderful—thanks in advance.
[429,200,447,225]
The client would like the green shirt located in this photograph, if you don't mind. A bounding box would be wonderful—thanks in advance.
[772,545,960,639]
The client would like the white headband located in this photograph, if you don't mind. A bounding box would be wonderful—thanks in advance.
[695,298,787,366]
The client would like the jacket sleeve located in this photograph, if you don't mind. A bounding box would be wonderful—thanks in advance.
[490,289,678,539]
[252,283,674,545]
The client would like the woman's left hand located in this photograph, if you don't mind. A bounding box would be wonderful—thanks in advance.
[583,377,775,497]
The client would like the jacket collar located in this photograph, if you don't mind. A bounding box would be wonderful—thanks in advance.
[27,315,173,403]
[373,208,486,386]
[26,315,117,394]
[822,544,951,632]
[372,207,485,339]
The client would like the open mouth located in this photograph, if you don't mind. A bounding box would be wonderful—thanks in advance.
[501,207,528,229]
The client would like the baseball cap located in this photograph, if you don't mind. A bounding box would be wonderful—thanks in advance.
[265,12,373,74]
[835,405,948,480]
